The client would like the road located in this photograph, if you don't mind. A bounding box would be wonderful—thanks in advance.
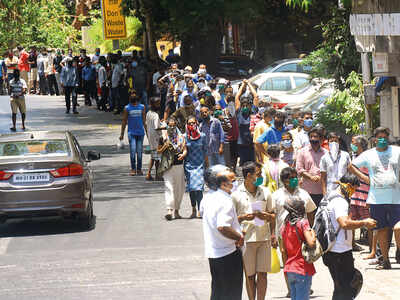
[0,94,399,299]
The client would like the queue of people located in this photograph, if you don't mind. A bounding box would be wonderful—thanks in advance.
[117,60,400,300]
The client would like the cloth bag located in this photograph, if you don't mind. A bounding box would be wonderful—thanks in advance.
[295,224,323,263]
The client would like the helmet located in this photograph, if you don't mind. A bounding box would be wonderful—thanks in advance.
[204,165,230,191]
[351,268,363,298]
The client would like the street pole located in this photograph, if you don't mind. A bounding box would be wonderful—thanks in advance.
[361,52,373,137]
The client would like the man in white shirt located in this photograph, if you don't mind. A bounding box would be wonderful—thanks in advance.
[232,162,276,300]
[322,174,376,299]
[320,132,351,196]
[293,110,313,151]
[200,167,243,300]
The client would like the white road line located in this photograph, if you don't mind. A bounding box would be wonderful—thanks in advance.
[0,238,11,255]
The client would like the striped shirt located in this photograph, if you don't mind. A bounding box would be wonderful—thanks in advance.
[351,166,369,207]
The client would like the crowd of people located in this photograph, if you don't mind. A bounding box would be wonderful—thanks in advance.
[3,46,400,300]
[119,61,400,300]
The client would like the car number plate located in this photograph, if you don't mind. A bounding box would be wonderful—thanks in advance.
[13,173,50,183]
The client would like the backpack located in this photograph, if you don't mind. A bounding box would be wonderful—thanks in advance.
[312,193,342,253]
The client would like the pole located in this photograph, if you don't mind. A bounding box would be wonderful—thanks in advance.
[361,52,373,137]
[113,40,120,51]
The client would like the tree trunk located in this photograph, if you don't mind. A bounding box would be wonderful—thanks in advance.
[145,11,158,61]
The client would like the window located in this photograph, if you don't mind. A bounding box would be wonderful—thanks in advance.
[260,77,291,91]
[294,77,310,88]
[72,137,86,161]
[0,140,70,157]
[275,63,297,73]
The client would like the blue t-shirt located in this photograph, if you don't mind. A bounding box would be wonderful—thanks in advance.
[353,146,400,204]
[126,103,145,136]
[257,125,287,145]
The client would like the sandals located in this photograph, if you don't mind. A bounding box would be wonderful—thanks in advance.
[376,260,391,270]
[145,174,154,181]
[164,214,172,221]
[130,170,136,176]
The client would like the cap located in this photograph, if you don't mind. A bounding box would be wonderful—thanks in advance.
[184,66,192,72]
[218,78,227,85]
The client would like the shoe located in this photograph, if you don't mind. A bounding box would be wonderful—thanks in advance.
[190,209,197,219]
[376,259,391,270]
[65,110,70,114]
[174,211,182,219]
[353,244,363,252]
[145,174,154,181]
[9,127,16,132]
[73,110,79,114]
[136,170,143,176]
[129,170,136,176]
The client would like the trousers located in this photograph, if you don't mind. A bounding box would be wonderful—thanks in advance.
[163,164,185,210]
[189,190,203,209]
[208,249,243,300]
[64,86,77,111]
[128,134,144,171]
[322,250,355,300]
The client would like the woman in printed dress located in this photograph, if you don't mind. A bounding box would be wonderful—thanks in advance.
[184,116,208,218]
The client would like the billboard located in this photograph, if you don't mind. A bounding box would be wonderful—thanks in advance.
[101,0,127,40]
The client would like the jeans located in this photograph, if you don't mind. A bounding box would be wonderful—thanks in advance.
[209,249,243,300]
[189,190,203,209]
[322,251,355,300]
[128,134,144,171]
[287,272,312,300]
[208,153,225,167]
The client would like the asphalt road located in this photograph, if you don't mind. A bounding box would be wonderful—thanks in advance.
[0,94,399,300]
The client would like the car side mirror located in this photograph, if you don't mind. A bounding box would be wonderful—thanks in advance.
[87,150,100,161]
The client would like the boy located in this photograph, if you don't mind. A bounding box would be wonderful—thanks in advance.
[146,97,162,180]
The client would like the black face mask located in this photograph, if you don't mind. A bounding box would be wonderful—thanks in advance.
[310,139,320,146]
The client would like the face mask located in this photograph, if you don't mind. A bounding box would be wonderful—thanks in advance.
[214,110,223,117]
[350,143,358,153]
[231,180,239,193]
[198,82,205,89]
[304,118,313,128]
[95,52,100,56]
[329,142,339,160]
[292,119,299,127]
[258,107,266,115]
[310,139,320,147]
[287,124,294,130]
[187,124,197,131]
[289,177,299,189]
[132,61,138,67]
[377,137,388,149]
[253,177,264,187]
[282,140,292,149]
[274,120,284,128]
[242,107,250,115]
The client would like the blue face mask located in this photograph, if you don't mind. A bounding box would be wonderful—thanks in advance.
[377,137,388,149]
[132,61,138,67]
[304,118,313,128]
[282,140,292,149]
[350,143,358,153]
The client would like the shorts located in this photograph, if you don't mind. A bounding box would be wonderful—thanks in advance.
[10,97,26,114]
[370,204,400,229]
[150,150,161,161]
[350,204,370,221]
[243,241,271,276]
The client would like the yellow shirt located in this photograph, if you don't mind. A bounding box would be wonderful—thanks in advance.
[253,120,270,163]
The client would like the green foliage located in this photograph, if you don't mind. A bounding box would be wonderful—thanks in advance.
[0,0,79,53]
[87,15,142,53]
[301,6,360,90]
[315,71,380,135]
[285,0,312,12]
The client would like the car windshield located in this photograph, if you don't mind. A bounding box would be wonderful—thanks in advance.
[0,140,70,157]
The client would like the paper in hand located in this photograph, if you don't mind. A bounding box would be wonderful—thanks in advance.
[251,201,265,227]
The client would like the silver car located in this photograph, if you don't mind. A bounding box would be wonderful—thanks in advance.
[0,131,100,229]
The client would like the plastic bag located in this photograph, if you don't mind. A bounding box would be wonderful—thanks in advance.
[117,140,125,150]
[269,248,281,274]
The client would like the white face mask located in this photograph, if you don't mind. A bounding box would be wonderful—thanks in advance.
[230,180,239,194]
[329,142,339,160]
[228,102,236,117]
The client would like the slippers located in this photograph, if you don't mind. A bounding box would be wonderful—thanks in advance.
[164,214,172,221]
[10,127,16,132]
[375,260,391,270]
[130,170,136,176]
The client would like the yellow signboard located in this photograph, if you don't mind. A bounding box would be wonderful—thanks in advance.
[101,0,127,40]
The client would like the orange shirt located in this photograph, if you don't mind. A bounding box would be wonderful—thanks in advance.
[18,50,30,72]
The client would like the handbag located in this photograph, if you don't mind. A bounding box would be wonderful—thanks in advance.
[268,247,281,274]
[157,141,175,175]
[263,161,277,193]
[294,222,323,264]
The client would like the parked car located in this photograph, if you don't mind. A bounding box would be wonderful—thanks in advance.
[215,55,264,80]
[232,72,333,110]
[0,131,100,229]
[254,58,312,75]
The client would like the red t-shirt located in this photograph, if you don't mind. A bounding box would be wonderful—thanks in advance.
[281,219,316,276]
[18,50,30,72]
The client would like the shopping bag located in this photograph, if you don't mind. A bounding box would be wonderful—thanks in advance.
[269,248,281,274]
[117,140,125,150]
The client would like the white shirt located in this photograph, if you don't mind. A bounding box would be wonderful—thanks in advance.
[111,63,124,88]
[98,66,107,87]
[293,129,310,150]
[146,110,161,150]
[327,191,352,253]
[200,189,242,258]
[320,150,351,194]
[272,187,317,238]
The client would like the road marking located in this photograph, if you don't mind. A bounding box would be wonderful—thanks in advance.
[108,124,120,129]
[0,238,11,255]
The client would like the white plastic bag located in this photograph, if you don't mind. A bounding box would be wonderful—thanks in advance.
[117,140,125,150]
